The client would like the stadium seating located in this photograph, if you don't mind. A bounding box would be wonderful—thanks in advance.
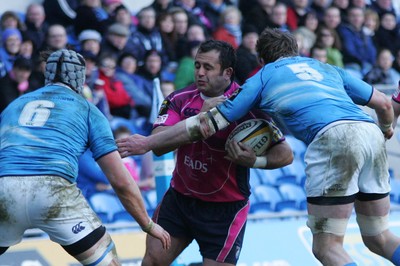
[278,183,307,210]
[252,184,297,212]
[390,178,400,204]
[112,210,135,223]
[253,168,297,186]
[142,189,158,217]
[281,159,307,186]
[89,192,125,223]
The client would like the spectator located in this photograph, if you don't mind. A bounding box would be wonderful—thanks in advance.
[78,29,102,56]
[322,6,342,31]
[74,0,109,36]
[203,0,232,32]
[374,11,400,55]
[0,28,22,78]
[131,7,168,67]
[174,40,201,90]
[135,50,164,135]
[294,11,319,57]
[310,0,331,21]
[160,80,175,97]
[337,6,377,78]
[115,52,152,131]
[41,24,70,51]
[332,0,350,23]
[175,0,212,33]
[235,25,259,85]
[370,0,397,19]
[269,2,290,32]
[363,8,380,38]
[100,22,133,59]
[147,0,174,17]
[20,36,35,60]
[170,7,189,59]
[0,56,32,113]
[109,4,137,36]
[24,3,48,56]
[286,0,311,31]
[315,25,344,67]
[157,11,178,64]
[97,54,134,120]
[363,48,400,86]
[175,23,207,61]
[212,5,243,49]
[0,11,26,38]
[243,0,276,34]
[310,45,328,63]
[102,0,124,17]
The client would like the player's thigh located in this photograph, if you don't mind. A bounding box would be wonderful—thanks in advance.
[355,196,391,216]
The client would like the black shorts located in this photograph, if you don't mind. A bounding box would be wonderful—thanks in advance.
[154,187,249,264]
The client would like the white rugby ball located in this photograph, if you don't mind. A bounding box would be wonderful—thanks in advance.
[227,119,272,156]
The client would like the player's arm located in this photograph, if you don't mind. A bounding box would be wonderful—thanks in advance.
[117,108,230,157]
[367,87,394,139]
[392,99,400,129]
[97,150,171,249]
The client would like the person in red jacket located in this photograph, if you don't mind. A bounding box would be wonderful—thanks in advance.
[96,54,134,119]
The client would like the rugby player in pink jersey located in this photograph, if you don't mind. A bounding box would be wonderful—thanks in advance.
[117,40,293,266]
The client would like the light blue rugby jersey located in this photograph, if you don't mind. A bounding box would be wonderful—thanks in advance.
[0,84,117,183]
[217,56,375,145]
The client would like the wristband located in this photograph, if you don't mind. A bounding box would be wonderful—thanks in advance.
[142,219,155,233]
[379,123,392,133]
[253,156,268,168]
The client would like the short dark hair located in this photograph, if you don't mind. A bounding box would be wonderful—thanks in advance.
[197,40,236,79]
[256,28,299,65]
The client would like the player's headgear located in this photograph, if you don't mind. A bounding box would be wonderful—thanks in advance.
[44,49,86,94]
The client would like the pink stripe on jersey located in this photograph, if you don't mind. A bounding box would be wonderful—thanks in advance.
[217,202,249,262]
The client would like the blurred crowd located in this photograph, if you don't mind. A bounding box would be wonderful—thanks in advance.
[1,0,400,201]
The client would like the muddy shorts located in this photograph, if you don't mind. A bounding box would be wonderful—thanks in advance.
[0,175,102,247]
[304,121,390,198]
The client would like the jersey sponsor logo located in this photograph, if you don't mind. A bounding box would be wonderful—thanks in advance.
[184,155,208,173]
[158,99,170,116]
[228,88,242,101]
[183,107,199,118]
[155,114,168,124]
[72,222,85,234]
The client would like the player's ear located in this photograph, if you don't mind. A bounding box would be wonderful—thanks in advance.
[224,67,234,80]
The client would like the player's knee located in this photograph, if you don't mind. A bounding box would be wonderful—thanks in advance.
[0,246,9,255]
[142,250,164,266]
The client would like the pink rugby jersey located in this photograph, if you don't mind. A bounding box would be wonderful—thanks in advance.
[154,82,284,202]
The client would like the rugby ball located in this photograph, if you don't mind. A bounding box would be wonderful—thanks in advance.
[227,119,272,156]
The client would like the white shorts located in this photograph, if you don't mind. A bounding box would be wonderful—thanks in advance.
[0,175,102,247]
[304,122,390,198]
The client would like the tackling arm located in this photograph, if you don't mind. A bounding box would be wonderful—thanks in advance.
[117,108,230,157]
[97,151,171,249]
